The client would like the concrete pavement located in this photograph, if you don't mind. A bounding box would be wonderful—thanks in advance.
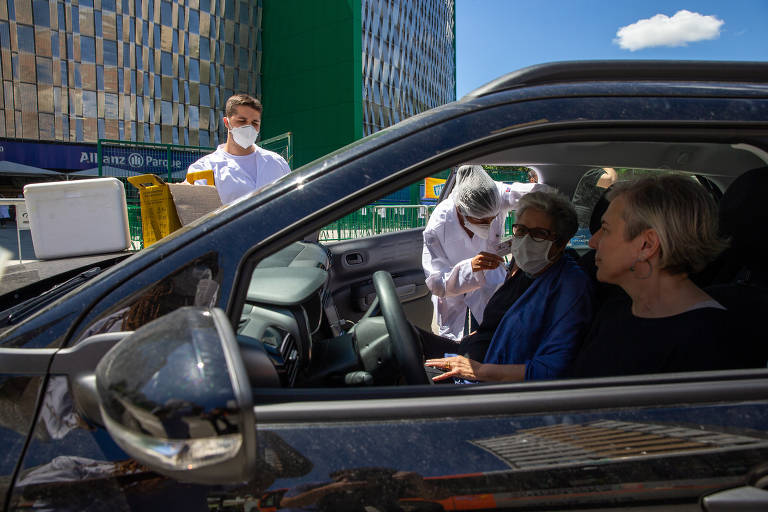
[0,222,37,264]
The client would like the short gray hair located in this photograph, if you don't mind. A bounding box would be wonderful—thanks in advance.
[607,175,728,275]
[516,191,578,246]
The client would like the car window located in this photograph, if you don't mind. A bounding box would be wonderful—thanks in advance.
[237,137,768,393]
[75,252,221,342]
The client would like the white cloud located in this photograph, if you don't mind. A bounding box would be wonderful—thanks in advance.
[614,10,724,51]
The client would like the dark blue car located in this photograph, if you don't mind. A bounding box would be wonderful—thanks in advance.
[2,60,768,511]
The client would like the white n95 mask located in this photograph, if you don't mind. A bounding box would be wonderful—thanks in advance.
[465,222,491,240]
[510,235,553,275]
[228,120,259,149]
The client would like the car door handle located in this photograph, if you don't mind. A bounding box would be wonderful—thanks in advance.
[345,252,364,265]
[701,485,768,511]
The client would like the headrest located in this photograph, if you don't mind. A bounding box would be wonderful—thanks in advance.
[589,188,611,235]
[719,167,768,270]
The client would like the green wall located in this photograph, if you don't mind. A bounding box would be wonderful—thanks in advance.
[261,0,363,169]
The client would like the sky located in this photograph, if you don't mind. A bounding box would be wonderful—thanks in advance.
[455,0,768,97]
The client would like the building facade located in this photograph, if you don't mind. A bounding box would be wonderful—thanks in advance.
[261,0,455,168]
[361,0,455,136]
[0,0,454,177]
[0,0,262,150]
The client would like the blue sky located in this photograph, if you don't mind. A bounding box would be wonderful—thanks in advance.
[455,0,768,97]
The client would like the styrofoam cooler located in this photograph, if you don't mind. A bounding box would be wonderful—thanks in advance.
[23,178,131,259]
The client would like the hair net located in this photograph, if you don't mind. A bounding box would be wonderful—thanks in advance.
[453,165,500,219]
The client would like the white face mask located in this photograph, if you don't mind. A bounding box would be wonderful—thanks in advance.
[227,119,259,149]
[465,221,491,240]
[511,235,554,275]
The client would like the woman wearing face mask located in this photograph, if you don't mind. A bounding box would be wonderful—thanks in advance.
[568,175,743,378]
[422,166,548,340]
[423,191,595,382]
[186,94,290,205]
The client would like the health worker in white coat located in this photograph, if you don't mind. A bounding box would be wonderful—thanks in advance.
[422,166,549,340]
[187,94,290,205]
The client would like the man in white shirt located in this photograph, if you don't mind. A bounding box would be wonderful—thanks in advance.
[187,94,290,204]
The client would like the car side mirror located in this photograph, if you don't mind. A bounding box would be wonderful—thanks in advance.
[95,307,256,484]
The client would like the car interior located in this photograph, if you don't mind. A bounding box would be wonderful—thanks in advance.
[233,139,768,389]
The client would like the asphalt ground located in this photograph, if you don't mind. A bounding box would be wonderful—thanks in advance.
[0,221,37,263]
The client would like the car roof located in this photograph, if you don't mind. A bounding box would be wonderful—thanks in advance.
[464,60,768,99]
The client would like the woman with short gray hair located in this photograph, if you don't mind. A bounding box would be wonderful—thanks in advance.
[570,174,738,377]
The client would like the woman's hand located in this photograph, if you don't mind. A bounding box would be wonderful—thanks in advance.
[425,355,483,382]
[471,252,505,272]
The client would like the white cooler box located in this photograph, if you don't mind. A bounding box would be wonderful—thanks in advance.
[23,178,131,259]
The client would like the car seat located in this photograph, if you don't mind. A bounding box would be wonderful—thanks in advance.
[576,188,626,309]
[706,167,768,367]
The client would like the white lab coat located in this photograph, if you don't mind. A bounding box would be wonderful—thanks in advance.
[187,144,290,204]
[422,181,548,339]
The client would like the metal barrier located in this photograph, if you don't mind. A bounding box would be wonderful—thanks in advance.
[319,204,516,242]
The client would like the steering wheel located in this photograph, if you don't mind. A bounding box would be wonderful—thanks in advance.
[370,271,430,384]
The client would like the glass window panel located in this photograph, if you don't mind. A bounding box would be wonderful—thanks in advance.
[224,0,234,20]
[72,6,79,32]
[161,50,171,75]
[199,37,209,60]
[97,118,104,138]
[179,7,184,30]
[238,46,248,69]
[153,124,160,142]
[199,84,209,107]
[7,0,15,20]
[32,0,49,26]
[161,99,171,123]
[76,117,83,140]
[51,31,58,58]
[36,56,52,83]
[188,9,199,32]
[37,85,53,112]
[118,119,124,139]
[81,36,95,63]
[135,0,141,17]
[96,65,103,89]
[172,28,178,53]
[57,3,65,31]
[136,47,143,69]
[188,58,199,81]
[80,0,93,7]
[153,23,160,46]
[199,129,208,147]
[0,22,10,49]
[10,54,17,79]
[172,78,178,102]
[143,73,149,95]
[142,21,148,46]
[200,0,209,11]
[105,93,118,118]
[130,121,136,140]
[239,1,248,23]
[82,90,96,116]
[117,68,123,92]
[94,10,102,37]
[17,25,35,53]
[137,96,143,121]
[224,43,233,66]
[154,74,161,97]
[130,70,136,94]
[161,0,171,25]
[103,0,116,11]
[178,58,184,79]
[103,40,117,66]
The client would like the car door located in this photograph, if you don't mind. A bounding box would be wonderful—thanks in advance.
[6,79,768,511]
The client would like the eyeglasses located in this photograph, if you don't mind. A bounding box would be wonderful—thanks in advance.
[511,223,556,242]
